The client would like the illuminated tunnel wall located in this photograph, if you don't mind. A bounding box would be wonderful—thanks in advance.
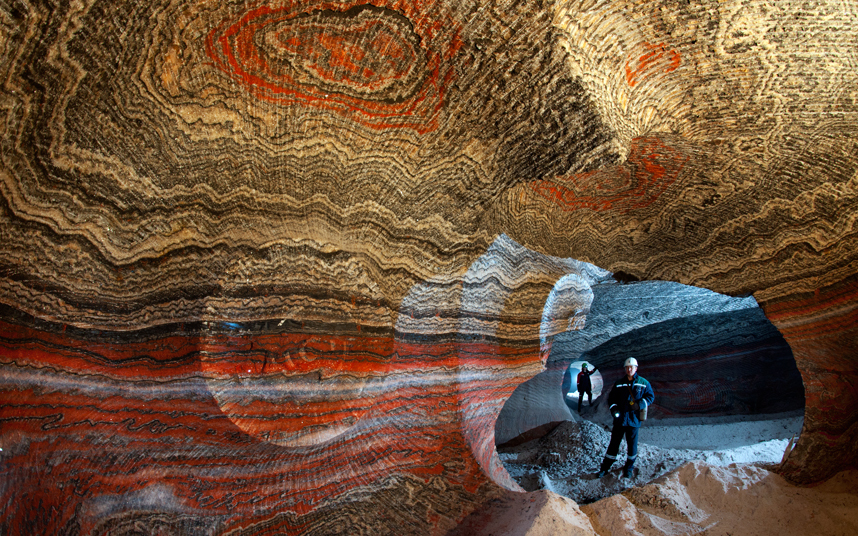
[580,307,805,419]
[503,277,801,445]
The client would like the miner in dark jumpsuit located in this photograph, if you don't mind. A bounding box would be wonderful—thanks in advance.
[576,363,597,412]
[596,357,655,479]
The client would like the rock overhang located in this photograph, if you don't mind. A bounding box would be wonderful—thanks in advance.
[1,0,857,533]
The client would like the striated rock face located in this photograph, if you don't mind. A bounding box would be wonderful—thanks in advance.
[0,233,608,534]
[1,0,857,533]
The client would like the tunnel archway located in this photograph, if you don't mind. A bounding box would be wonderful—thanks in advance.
[496,272,806,501]
[562,360,604,412]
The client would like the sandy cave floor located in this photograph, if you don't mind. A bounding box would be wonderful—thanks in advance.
[460,409,858,535]
[476,408,858,535]
[457,458,858,536]
[497,410,805,505]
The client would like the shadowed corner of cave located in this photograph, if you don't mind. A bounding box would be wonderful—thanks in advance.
[495,271,806,504]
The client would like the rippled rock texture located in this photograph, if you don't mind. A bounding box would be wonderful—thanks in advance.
[1,0,857,533]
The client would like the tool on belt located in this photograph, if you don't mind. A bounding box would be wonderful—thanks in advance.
[628,383,647,421]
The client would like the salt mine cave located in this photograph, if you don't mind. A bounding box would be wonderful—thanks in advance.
[1,0,857,534]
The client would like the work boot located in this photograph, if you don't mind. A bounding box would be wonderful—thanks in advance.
[596,459,612,478]
[622,467,633,479]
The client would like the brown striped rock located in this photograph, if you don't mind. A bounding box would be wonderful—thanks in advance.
[1,0,858,533]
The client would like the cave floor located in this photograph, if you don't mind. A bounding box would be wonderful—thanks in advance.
[498,412,804,505]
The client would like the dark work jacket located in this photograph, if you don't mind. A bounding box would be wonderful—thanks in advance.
[577,369,595,391]
[608,373,655,428]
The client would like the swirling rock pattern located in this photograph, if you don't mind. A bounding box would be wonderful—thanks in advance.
[1,0,857,532]
[206,3,454,132]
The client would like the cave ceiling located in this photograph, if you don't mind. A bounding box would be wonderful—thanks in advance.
[1,0,857,534]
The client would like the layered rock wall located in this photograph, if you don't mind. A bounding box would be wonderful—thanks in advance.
[1,0,857,532]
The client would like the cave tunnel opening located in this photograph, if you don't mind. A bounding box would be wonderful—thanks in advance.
[496,275,806,504]
[563,360,604,412]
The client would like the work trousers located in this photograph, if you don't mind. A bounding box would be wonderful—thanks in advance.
[577,389,592,411]
[600,425,639,471]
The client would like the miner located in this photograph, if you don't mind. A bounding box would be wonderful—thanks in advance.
[595,357,655,479]
[576,363,597,412]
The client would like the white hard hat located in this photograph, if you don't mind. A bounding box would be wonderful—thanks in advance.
[624,357,638,367]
